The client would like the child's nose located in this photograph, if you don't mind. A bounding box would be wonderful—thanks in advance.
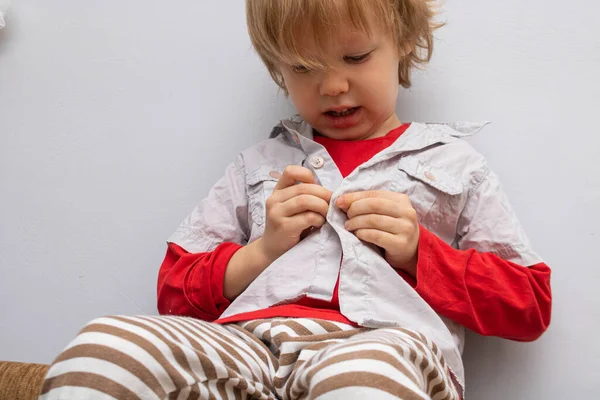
[319,71,349,97]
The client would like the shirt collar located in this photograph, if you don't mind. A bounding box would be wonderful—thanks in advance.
[273,116,489,156]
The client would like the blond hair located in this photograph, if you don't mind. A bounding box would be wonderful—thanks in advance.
[246,0,442,91]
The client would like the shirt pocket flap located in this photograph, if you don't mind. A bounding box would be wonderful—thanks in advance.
[246,167,281,186]
[246,167,282,226]
[398,158,463,196]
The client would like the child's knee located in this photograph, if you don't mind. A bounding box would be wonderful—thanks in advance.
[297,339,452,399]
[42,315,174,399]
[49,316,138,367]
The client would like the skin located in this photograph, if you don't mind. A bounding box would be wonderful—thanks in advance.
[224,19,419,301]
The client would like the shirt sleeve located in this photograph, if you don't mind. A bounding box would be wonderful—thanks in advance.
[168,154,250,253]
[414,168,552,341]
[157,242,243,321]
[414,227,552,341]
[158,154,250,320]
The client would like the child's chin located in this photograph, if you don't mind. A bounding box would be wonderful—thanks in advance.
[325,127,368,141]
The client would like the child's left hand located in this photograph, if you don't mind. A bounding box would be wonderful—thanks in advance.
[337,191,419,277]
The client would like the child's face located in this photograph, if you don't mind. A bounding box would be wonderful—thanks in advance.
[279,22,402,141]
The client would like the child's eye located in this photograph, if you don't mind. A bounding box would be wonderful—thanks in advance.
[344,52,372,64]
[290,65,310,73]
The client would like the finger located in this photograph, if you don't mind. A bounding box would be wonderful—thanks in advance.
[345,214,407,235]
[274,165,315,190]
[280,194,330,218]
[273,183,332,204]
[353,228,398,250]
[336,190,410,210]
[345,198,412,220]
[287,211,327,234]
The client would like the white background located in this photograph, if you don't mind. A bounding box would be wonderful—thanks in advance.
[1,1,598,398]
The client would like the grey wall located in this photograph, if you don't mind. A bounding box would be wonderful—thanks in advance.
[1,1,598,398]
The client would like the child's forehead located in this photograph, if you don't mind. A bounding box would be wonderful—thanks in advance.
[267,2,397,67]
[285,23,385,63]
[298,27,374,52]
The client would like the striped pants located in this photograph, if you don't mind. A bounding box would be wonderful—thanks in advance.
[39,316,463,400]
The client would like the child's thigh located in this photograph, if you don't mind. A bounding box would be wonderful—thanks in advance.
[39,315,278,400]
[286,327,461,400]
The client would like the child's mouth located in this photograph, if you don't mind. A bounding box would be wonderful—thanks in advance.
[324,106,362,129]
[326,107,359,117]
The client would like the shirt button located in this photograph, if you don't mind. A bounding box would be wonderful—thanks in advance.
[310,156,325,169]
[269,171,282,179]
[424,171,436,181]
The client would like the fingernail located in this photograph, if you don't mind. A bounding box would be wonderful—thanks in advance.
[337,197,345,207]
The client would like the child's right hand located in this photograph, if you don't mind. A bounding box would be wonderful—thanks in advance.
[258,165,332,263]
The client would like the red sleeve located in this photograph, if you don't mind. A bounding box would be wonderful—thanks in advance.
[413,227,552,341]
[157,242,243,321]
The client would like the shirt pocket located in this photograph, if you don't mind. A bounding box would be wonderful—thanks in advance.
[246,167,280,226]
[393,158,464,227]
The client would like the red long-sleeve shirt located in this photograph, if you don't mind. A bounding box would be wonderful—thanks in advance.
[158,124,552,341]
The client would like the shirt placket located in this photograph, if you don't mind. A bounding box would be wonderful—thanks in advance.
[283,128,345,301]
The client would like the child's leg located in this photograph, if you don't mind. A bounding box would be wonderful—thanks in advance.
[39,315,279,399]
[240,319,462,400]
[286,327,462,400]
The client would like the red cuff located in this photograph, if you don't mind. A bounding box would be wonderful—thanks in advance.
[157,242,242,321]
[185,242,242,318]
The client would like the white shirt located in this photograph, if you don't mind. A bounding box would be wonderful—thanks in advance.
[169,117,543,385]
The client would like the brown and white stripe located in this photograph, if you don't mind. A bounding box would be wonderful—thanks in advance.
[39,316,462,399]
